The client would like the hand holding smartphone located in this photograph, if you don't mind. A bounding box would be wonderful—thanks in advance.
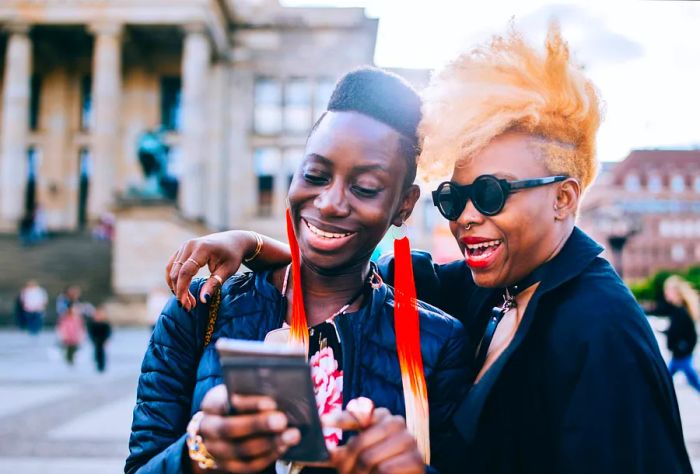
[216,338,330,463]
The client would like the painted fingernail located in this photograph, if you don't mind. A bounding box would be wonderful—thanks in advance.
[281,428,300,445]
[203,294,211,304]
[177,301,182,308]
[268,413,287,430]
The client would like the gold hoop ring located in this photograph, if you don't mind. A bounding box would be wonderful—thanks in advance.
[186,257,202,267]
[173,261,184,266]
[211,274,224,286]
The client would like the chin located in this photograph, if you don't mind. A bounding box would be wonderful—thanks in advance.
[470,269,507,289]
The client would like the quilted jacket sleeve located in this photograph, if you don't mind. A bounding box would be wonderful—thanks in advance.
[125,281,205,474]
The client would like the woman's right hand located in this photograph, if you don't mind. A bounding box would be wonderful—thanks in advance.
[166,230,291,311]
[195,384,301,473]
[166,231,253,311]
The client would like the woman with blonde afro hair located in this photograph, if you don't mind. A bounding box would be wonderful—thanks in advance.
[162,23,691,474]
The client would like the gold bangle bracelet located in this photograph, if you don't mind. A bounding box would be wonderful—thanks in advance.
[244,231,263,263]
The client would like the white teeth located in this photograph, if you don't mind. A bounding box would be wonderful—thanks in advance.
[466,240,501,250]
[305,220,353,239]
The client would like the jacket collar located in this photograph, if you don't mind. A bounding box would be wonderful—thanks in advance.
[453,227,603,443]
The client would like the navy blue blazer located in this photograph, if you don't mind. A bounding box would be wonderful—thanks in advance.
[380,227,692,474]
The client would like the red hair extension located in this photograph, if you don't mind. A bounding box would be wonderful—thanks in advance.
[285,209,309,353]
[394,234,431,463]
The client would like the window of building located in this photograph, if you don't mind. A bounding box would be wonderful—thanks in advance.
[283,147,305,188]
[160,76,182,131]
[658,220,671,237]
[29,74,41,131]
[80,76,92,131]
[24,147,39,214]
[670,174,685,193]
[671,243,686,262]
[314,77,335,121]
[254,77,282,135]
[284,78,312,133]
[647,173,662,193]
[254,147,281,216]
[624,174,640,192]
[78,147,91,228]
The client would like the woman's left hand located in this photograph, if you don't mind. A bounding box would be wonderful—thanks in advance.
[323,403,424,474]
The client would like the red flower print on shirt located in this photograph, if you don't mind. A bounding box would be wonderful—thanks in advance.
[310,346,343,448]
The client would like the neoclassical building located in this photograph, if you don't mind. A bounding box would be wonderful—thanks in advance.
[0,0,384,234]
[0,1,432,301]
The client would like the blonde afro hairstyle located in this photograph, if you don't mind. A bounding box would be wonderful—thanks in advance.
[419,23,602,191]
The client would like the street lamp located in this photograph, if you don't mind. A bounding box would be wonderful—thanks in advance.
[593,205,642,279]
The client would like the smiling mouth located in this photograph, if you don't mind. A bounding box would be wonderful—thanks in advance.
[303,219,356,239]
[464,239,502,259]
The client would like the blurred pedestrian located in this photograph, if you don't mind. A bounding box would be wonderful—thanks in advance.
[19,280,48,335]
[87,306,112,372]
[14,293,26,330]
[56,285,82,317]
[660,275,700,393]
[56,304,85,365]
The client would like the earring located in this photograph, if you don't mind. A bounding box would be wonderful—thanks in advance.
[465,222,473,231]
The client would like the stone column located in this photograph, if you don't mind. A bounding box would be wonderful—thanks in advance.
[88,22,122,219]
[179,23,211,220]
[0,24,32,227]
[226,67,256,228]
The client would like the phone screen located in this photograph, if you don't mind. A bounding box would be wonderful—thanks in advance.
[217,340,330,463]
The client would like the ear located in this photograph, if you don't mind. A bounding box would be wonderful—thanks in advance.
[392,184,421,227]
[554,178,580,220]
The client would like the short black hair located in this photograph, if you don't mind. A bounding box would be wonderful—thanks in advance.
[311,67,422,186]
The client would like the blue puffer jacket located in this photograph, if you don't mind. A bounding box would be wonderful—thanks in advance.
[126,271,470,474]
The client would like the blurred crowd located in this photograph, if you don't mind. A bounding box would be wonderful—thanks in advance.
[15,282,112,372]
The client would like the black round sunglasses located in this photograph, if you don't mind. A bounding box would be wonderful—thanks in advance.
[431,174,568,221]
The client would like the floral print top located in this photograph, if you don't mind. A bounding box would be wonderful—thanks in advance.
[308,320,343,449]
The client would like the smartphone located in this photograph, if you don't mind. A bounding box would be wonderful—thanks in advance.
[215,338,330,463]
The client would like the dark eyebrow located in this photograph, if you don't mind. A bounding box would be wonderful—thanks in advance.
[305,153,390,174]
[305,153,332,164]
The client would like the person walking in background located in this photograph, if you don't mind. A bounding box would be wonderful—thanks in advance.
[56,305,85,365]
[660,275,700,393]
[87,306,112,372]
[19,280,48,335]
[56,285,82,317]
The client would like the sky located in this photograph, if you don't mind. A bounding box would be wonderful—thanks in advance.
[281,0,700,163]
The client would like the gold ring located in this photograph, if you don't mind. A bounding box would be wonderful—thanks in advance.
[211,274,223,286]
[186,257,202,267]
[173,261,184,266]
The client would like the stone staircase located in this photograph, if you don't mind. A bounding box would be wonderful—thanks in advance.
[0,233,112,326]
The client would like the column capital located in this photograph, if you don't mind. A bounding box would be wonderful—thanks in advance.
[88,22,123,37]
[4,23,31,35]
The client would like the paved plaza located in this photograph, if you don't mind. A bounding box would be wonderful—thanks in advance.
[0,319,698,473]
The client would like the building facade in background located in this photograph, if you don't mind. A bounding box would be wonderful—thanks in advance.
[579,149,700,280]
[0,0,401,238]
[0,0,433,302]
